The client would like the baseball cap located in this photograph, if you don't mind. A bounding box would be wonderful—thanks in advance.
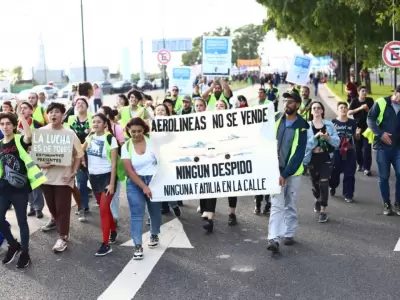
[282,91,301,103]
[183,95,192,102]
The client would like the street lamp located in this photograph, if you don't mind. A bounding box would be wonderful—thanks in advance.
[80,0,87,81]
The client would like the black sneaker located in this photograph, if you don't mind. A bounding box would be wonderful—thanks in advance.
[263,204,271,215]
[318,212,328,223]
[173,206,182,217]
[16,250,30,268]
[384,203,393,216]
[133,245,143,260]
[203,219,214,233]
[148,235,159,248]
[228,213,237,226]
[395,202,400,216]
[95,243,112,257]
[109,231,118,244]
[27,209,35,217]
[36,210,43,219]
[2,243,21,265]
[314,201,321,213]
[330,188,336,197]
[283,237,295,246]
[267,240,279,253]
[177,201,184,207]
[357,166,364,172]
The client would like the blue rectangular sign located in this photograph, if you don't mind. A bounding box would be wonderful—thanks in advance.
[173,68,191,80]
[204,38,229,55]
[152,38,193,53]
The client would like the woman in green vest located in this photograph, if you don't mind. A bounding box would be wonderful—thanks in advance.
[0,111,46,268]
[119,90,150,128]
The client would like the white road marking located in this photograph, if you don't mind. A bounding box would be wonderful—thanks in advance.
[393,238,400,251]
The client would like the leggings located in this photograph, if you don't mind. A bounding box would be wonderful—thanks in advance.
[308,153,333,207]
[95,193,116,245]
[200,196,237,214]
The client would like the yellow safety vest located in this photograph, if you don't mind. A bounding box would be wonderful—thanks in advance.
[299,99,312,120]
[120,106,145,128]
[86,132,126,182]
[207,93,229,111]
[32,106,45,125]
[363,97,386,144]
[275,113,303,176]
[0,134,47,190]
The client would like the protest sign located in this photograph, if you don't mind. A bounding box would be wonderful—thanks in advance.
[170,67,193,95]
[149,104,280,202]
[202,36,232,76]
[31,129,74,166]
[286,55,312,86]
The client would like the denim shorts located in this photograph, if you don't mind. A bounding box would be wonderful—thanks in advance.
[89,172,115,194]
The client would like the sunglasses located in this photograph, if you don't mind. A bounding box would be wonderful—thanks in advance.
[283,99,296,105]
[172,89,178,92]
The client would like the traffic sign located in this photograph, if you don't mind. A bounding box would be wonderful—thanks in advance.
[152,38,192,53]
[329,60,338,70]
[157,49,171,65]
[382,41,400,68]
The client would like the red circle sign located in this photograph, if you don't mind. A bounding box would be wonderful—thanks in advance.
[329,60,338,70]
[382,41,400,68]
[157,49,171,65]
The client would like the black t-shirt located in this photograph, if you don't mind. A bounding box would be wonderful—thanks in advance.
[349,97,374,131]
[332,119,357,150]
[0,136,32,193]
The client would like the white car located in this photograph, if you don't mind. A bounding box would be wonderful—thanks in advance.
[18,89,34,101]
[0,92,17,109]
[32,85,58,99]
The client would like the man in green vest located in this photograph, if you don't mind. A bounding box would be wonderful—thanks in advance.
[298,86,313,120]
[28,92,48,125]
[267,91,309,253]
[170,86,183,113]
[366,85,400,216]
[202,78,232,110]
[0,111,47,268]
[379,70,384,86]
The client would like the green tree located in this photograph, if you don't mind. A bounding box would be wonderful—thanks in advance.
[12,66,23,80]
[232,24,267,64]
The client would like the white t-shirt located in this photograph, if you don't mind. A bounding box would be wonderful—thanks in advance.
[86,134,118,175]
[121,139,157,176]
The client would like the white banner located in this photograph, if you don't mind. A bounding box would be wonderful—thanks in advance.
[202,36,232,76]
[149,104,281,202]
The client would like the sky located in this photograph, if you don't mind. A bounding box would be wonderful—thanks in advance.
[0,0,303,77]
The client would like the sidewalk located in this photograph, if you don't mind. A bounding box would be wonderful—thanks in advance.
[317,83,342,113]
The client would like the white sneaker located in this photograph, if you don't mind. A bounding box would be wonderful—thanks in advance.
[52,239,67,253]
[197,206,201,213]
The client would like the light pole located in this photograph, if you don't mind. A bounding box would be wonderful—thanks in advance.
[80,0,87,81]
[393,0,397,88]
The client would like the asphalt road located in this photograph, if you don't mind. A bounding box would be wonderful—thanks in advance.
[1,84,400,300]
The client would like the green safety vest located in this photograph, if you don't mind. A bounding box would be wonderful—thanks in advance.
[0,134,47,190]
[120,106,145,128]
[172,96,183,112]
[207,93,229,111]
[86,132,126,182]
[299,99,312,120]
[33,106,46,125]
[65,114,93,129]
[363,97,386,144]
[275,113,303,176]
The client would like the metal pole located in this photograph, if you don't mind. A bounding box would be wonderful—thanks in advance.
[354,24,358,83]
[340,52,343,95]
[80,0,87,81]
[163,38,167,94]
[393,0,397,88]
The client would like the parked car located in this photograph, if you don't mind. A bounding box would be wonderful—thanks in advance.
[137,80,153,91]
[18,89,34,101]
[152,78,163,89]
[32,85,58,99]
[97,81,113,95]
[58,83,76,99]
[111,81,132,94]
[0,92,17,109]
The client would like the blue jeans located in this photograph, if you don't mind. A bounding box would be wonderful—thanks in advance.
[76,169,89,210]
[375,148,400,204]
[0,191,29,251]
[329,150,356,199]
[111,181,121,220]
[28,187,45,211]
[355,134,372,171]
[126,176,162,245]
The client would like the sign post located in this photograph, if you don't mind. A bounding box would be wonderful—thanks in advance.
[157,49,171,95]
[329,60,338,70]
[382,41,400,68]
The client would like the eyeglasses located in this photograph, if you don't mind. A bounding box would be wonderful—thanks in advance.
[283,99,296,105]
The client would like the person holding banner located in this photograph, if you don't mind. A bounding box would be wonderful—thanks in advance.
[202,78,232,111]
[38,103,84,253]
[267,91,309,253]
[83,113,118,256]
[121,118,162,260]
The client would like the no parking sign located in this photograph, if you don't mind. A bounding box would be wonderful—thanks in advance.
[382,41,400,68]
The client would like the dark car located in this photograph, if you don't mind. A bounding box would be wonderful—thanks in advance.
[111,81,132,94]
[99,81,113,94]
[137,80,153,91]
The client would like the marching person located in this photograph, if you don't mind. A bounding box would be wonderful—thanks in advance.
[267,91,309,253]
[366,85,400,215]
[38,103,84,253]
[83,113,118,256]
[0,112,47,268]
[303,101,340,223]
[121,118,162,260]
[330,102,357,203]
